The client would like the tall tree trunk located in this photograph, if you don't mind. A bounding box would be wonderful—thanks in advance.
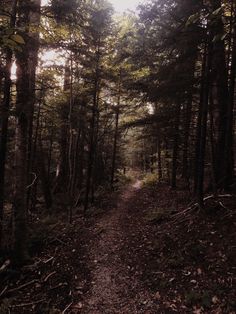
[26,0,41,207]
[0,0,18,248]
[211,0,229,187]
[182,74,194,182]
[13,0,41,264]
[224,17,236,189]
[209,91,217,194]
[111,70,121,189]
[53,64,70,193]
[196,39,212,208]
[194,41,208,194]
[171,102,181,189]
[84,48,100,212]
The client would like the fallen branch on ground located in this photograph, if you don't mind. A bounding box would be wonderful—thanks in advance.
[10,299,45,308]
[44,271,56,282]
[43,256,54,264]
[172,194,234,218]
[49,282,68,290]
[3,279,39,296]
[0,260,11,273]
[0,285,8,297]
[62,302,73,313]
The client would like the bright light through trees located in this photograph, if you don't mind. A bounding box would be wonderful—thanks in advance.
[41,0,140,13]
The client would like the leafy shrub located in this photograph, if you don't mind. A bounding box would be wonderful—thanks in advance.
[114,170,132,189]
[142,173,158,187]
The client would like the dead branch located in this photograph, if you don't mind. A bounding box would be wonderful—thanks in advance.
[49,282,68,290]
[62,302,73,313]
[26,172,38,189]
[10,299,45,308]
[50,237,66,245]
[0,285,8,297]
[0,259,11,273]
[44,271,56,282]
[43,256,54,264]
[5,279,39,295]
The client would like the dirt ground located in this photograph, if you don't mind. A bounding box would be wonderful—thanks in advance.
[0,180,235,313]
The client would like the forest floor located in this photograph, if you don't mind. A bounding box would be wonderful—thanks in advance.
[0,179,236,313]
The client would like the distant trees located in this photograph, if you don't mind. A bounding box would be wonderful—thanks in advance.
[0,0,127,261]
[0,0,235,263]
[126,0,235,206]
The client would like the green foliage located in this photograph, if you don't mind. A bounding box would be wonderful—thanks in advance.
[114,170,132,189]
[0,299,12,314]
[186,13,200,27]
[142,173,158,187]
[0,28,25,51]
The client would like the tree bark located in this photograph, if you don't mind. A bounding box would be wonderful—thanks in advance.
[111,70,121,189]
[84,47,100,212]
[13,0,41,264]
[0,0,18,248]
[223,17,236,189]
[196,39,212,208]
[171,103,181,189]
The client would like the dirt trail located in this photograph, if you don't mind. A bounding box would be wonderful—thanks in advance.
[82,180,155,313]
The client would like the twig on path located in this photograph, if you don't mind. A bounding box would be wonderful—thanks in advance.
[44,271,56,282]
[0,285,8,297]
[10,299,45,308]
[0,259,11,273]
[62,302,73,313]
[49,282,68,290]
[5,279,39,295]
[43,256,54,264]
[50,237,67,245]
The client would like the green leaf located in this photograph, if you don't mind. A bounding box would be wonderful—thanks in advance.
[11,34,25,44]
[186,13,199,27]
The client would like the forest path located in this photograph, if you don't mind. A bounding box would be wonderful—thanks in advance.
[81,180,155,313]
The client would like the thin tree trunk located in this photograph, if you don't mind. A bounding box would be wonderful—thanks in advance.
[157,138,162,181]
[84,92,98,211]
[224,18,236,189]
[182,88,193,182]
[196,39,212,208]
[37,139,53,210]
[84,48,100,212]
[194,41,208,194]
[53,64,70,193]
[209,91,217,195]
[171,102,181,189]
[111,71,121,189]
[211,0,229,187]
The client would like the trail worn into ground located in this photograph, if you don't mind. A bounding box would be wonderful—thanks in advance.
[82,180,156,313]
[1,181,235,313]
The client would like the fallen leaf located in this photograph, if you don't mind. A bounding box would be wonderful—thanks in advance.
[212,296,219,304]
[154,291,161,300]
